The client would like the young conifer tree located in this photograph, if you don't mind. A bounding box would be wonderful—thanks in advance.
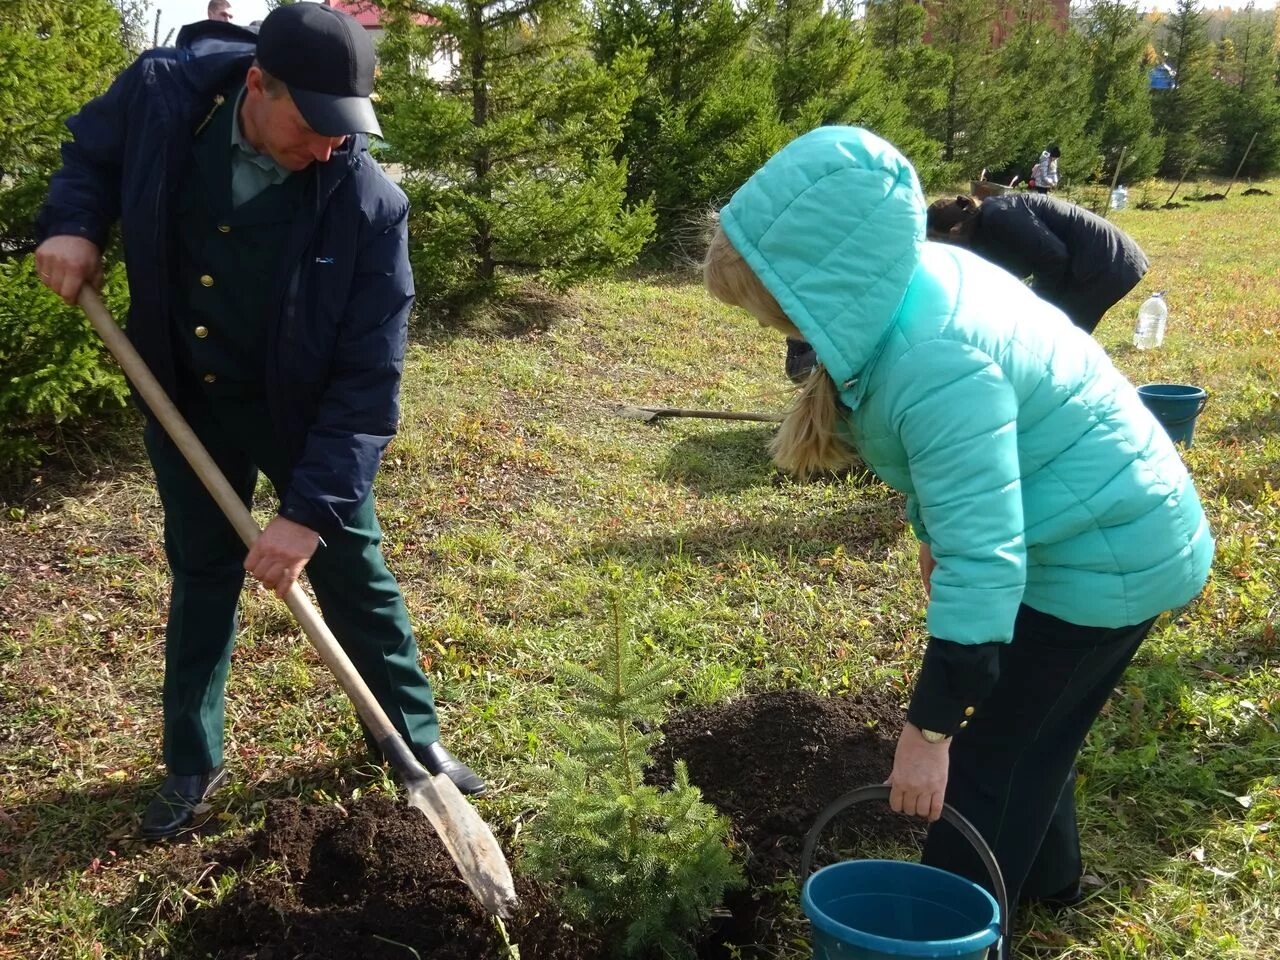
[993,0,1095,183]
[1082,0,1164,182]
[592,0,782,255]
[1214,3,1280,177]
[759,0,941,182]
[523,601,742,959]
[376,0,654,311]
[1152,0,1221,174]
[918,0,1010,180]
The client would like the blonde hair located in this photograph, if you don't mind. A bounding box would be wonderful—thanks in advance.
[703,225,857,478]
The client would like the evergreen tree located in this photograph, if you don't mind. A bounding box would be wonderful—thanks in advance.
[1215,3,1280,177]
[759,0,941,182]
[593,0,782,254]
[0,2,131,471]
[918,0,1010,181]
[0,0,128,257]
[992,1,1095,184]
[523,602,743,959]
[1152,0,1220,174]
[865,0,928,71]
[376,0,654,312]
[865,0,949,185]
[1081,0,1163,182]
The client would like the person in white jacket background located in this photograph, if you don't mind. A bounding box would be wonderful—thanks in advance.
[1029,144,1061,193]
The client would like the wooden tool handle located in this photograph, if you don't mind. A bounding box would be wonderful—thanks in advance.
[645,407,786,423]
[78,288,403,747]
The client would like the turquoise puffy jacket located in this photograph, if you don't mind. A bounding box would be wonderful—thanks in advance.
[721,127,1213,644]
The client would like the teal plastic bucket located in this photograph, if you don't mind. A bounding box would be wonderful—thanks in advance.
[800,786,1007,960]
[1137,383,1208,447]
[803,860,1000,959]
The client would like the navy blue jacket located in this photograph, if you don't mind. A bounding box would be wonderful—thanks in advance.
[37,22,414,536]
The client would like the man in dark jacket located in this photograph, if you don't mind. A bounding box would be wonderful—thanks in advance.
[925,192,1149,335]
[35,3,484,839]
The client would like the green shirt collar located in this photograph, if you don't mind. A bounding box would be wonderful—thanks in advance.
[230,86,291,182]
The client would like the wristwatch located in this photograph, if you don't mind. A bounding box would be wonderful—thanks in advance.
[919,728,951,744]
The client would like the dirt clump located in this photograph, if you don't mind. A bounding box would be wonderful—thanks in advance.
[655,688,913,876]
[168,795,599,960]
[652,687,920,956]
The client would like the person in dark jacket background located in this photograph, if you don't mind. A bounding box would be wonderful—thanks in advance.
[34,3,484,839]
[926,192,1149,335]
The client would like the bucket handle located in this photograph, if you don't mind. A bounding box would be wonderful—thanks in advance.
[799,784,1010,960]
[1158,393,1209,427]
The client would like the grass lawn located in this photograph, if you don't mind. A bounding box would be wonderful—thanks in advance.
[2,182,1278,959]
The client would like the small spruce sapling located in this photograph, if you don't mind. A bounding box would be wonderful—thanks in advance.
[523,602,743,958]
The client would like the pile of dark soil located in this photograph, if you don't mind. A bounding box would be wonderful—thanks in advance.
[1192,193,1227,202]
[167,796,599,960]
[652,688,919,955]
[1242,187,1274,196]
[163,688,914,959]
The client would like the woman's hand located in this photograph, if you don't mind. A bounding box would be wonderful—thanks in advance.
[918,542,936,597]
[886,723,950,822]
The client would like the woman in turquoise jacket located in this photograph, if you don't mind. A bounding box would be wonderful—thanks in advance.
[704,127,1213,910]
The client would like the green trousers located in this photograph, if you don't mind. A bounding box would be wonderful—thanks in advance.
[143,386,439,775]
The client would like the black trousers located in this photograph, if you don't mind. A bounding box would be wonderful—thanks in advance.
[922,605,1157,908]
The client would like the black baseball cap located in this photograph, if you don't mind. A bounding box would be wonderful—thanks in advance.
[256,2,381,137]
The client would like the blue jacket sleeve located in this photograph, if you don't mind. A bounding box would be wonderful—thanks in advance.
[887,339,1026,733]
[37,58,139,246]
[279,198,413,535]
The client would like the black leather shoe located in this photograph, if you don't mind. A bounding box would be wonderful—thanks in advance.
[140,766,229,839]
[417,742,486,797]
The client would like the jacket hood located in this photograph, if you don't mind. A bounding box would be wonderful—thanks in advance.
[174,19,260,56]
[719,126,925,392]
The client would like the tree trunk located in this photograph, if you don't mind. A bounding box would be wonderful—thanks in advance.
[468,1,495,282]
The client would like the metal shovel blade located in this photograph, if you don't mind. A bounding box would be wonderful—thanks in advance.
[404,767,519,918]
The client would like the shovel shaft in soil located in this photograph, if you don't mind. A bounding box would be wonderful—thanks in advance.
[618,404,786,423]
[78,288,517,918]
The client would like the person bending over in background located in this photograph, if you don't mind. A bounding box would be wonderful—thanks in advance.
[926,191,1148,336]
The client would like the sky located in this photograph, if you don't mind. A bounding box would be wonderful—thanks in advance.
[154,0,1277,47]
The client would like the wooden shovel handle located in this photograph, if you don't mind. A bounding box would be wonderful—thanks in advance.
[78,289,404,751]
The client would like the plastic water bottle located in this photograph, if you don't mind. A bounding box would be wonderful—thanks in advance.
[1133,292,1168,350]
[1110,185,1128,210]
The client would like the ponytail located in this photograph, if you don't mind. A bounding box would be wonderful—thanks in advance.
[703,225,858,478]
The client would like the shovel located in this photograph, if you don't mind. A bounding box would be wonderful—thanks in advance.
[616,404,785,423]
[78,288,518,918]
